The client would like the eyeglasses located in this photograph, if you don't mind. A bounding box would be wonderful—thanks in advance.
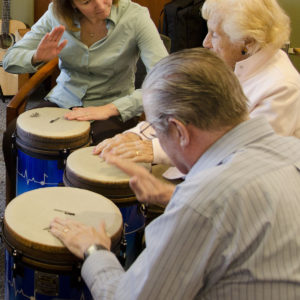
[139,122,157,139]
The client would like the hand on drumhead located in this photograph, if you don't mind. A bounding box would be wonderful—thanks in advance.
[50,218,111,259]
[32,25,68,64]
[104,154,175,206]
[65,103,119,121]
[93,132,142,155]
[95,134,154,163]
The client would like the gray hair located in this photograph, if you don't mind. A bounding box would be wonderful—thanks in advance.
[142,48,248,133]
[202,0,290,54]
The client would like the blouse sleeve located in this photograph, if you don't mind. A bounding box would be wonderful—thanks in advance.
[3,4,56,74]
[112,7,168,121]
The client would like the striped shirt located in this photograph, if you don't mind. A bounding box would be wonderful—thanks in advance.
[82,116,300,299]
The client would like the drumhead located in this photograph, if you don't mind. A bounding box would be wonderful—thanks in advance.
[64,147,151,202]
[4,187,123,265]
[16,107,90,151]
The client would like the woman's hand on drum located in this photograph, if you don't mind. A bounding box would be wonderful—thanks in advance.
[65,103,119,121]
[50,218,111,259]
[32,25,68,64]
[94,133,154,163]
[104,154,175,206]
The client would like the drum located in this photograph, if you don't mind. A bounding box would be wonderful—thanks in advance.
[14,107,91,196]
[63,146,150,268]
[2,187,123,300]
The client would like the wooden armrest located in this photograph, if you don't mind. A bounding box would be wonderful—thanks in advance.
[6,57,59,126]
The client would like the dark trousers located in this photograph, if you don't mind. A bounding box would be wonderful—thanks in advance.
[3,100,139,203]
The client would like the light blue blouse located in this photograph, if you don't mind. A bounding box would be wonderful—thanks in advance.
[3,0,168,121]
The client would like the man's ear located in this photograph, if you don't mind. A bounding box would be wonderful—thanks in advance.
[169,117,190,147]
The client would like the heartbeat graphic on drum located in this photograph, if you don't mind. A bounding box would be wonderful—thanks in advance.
[17,169,59,186]
[8,278,87,299]
[7,279,31,299]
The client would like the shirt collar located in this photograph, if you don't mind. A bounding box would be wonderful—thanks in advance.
[186,116,275,179]
[107,4,118,25]
[234,47,278,82]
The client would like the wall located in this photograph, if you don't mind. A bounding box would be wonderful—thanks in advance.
[0,0,34,27]
[133,0,170,28]
[278,0,300,71]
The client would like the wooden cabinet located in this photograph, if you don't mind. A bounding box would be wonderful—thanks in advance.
[34,0,169,28]
[34,0,52,23]
[133,0,170,28]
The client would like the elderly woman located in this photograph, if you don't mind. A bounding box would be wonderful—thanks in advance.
[94,0,300,167]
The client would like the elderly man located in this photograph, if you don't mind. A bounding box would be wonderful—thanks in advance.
[51,48,300,299]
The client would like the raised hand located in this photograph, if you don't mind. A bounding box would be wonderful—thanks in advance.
[32,25,68,64]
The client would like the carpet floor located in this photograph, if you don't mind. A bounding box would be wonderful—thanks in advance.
[0,99,7,300]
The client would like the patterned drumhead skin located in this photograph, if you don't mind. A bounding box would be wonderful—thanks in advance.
[4,187,123,250]
[16,107,90,139]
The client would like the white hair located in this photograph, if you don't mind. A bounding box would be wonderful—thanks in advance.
[202,0,290,54]
[142,48,248,132]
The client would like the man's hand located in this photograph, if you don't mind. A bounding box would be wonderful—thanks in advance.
[94,133,154,163]
[50,218,111,259]
[104,154,175,206]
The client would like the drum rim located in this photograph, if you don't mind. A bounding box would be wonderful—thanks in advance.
[15,136,91,158]
[15,126,91,152]
[3,217,123,266]
[65,165,132,187]
[63,171,138,204]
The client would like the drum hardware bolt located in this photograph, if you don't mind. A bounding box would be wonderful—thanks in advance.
[70,264,83,288]
[119,235,127,265]
[12,250,24,278]
[11,132,16,150]
[60,148,70,163]
[139,203,148,217]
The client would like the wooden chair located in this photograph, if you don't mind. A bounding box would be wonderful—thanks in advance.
[6,57,59,127]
